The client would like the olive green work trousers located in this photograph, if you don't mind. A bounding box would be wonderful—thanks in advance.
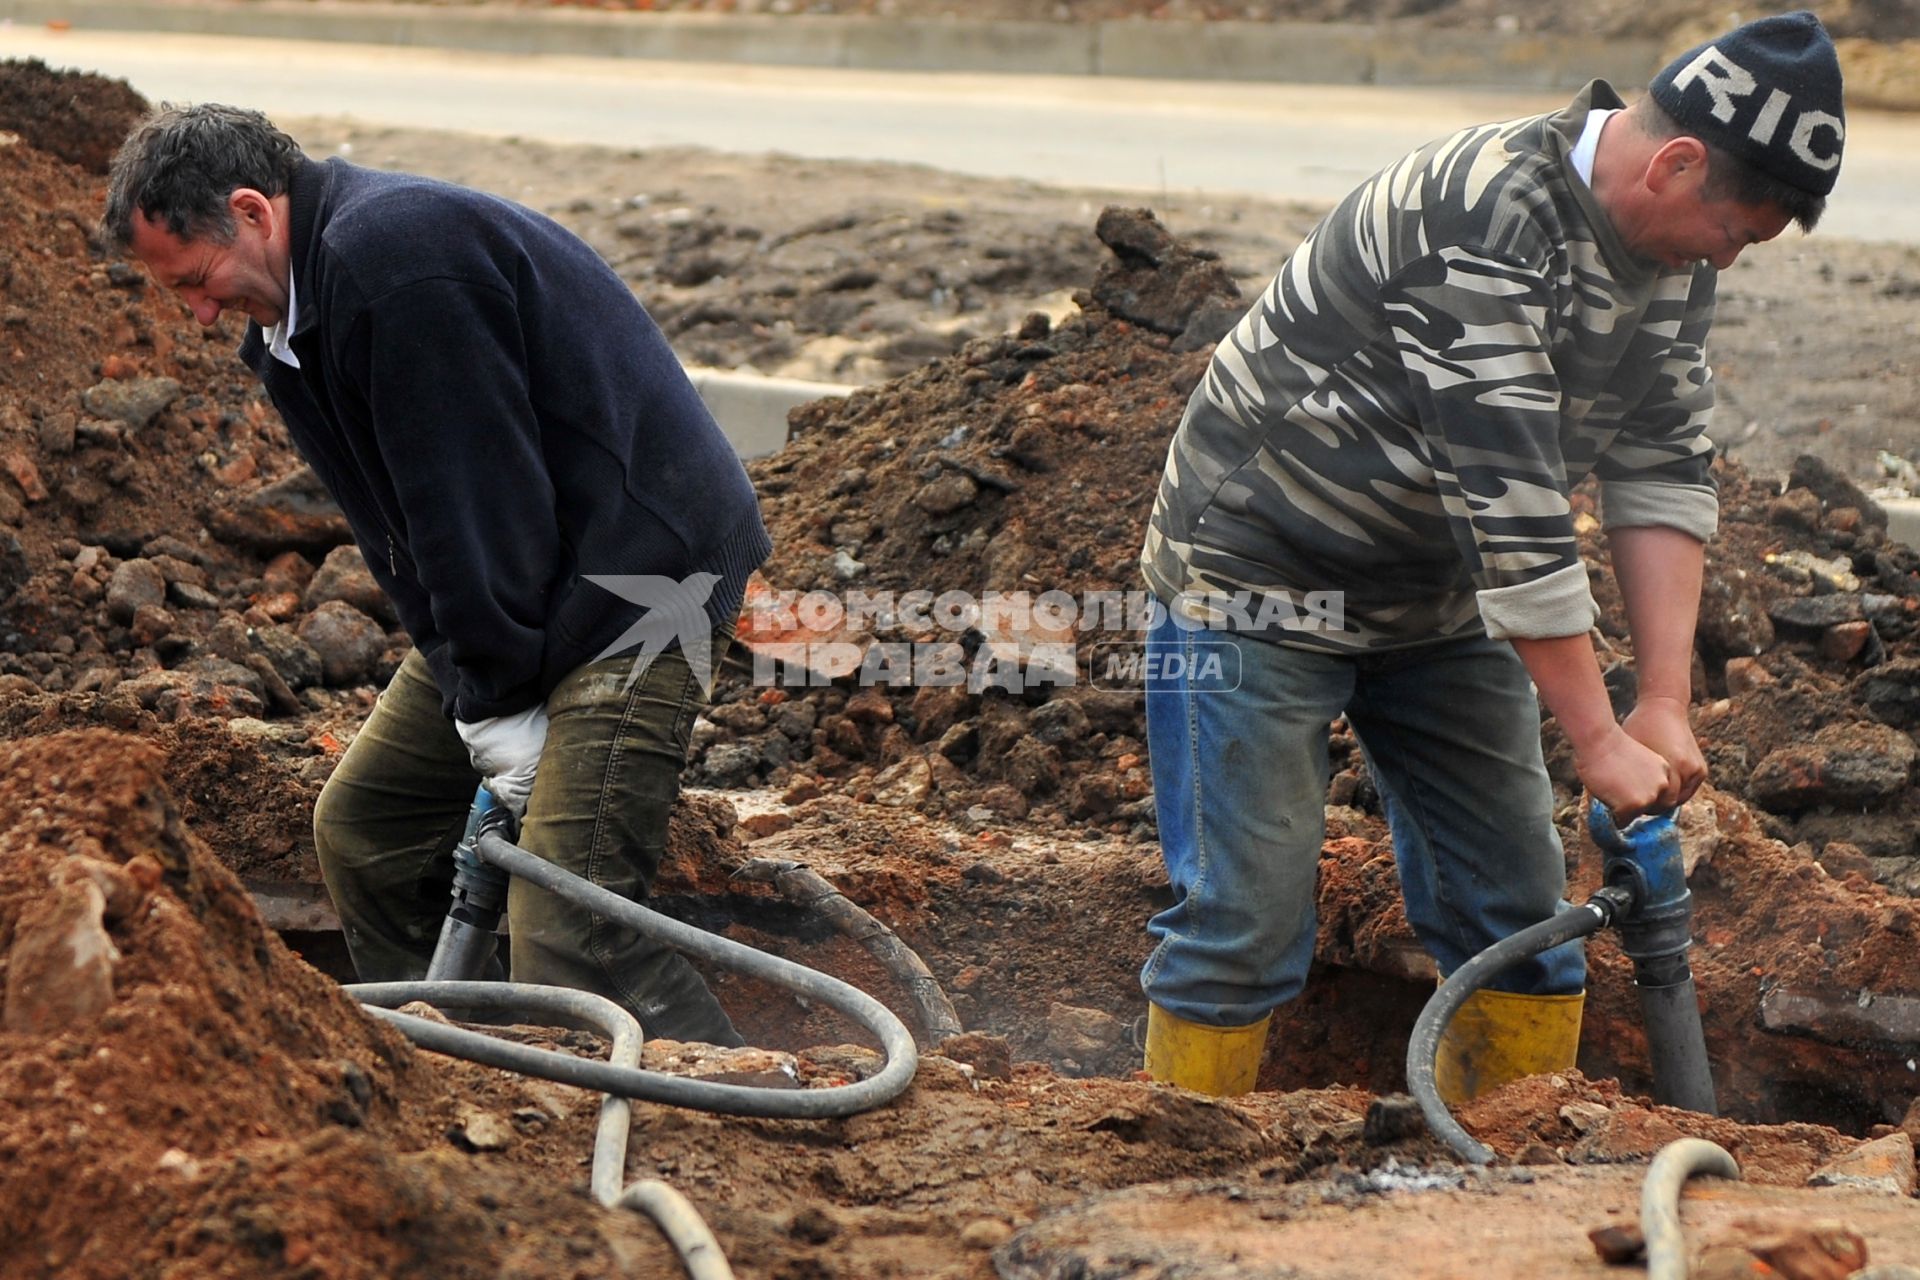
[313,633,740,1045]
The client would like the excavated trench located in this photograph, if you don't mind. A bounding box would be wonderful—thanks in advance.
[267,781,1920,1140]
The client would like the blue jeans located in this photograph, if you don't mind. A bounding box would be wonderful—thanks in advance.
[1140,611,1584,1026]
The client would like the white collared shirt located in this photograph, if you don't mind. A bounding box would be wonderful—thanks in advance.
[1570,107,1619,186]
[263,272,300,369]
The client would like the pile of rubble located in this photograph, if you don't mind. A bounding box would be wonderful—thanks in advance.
[688,213,1920,902]
[0,730,791,1278]
[0,62,398,876]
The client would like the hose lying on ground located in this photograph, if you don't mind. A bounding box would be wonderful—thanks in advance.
[348,982,736,1279]
[468,828,918,1117]
[734,856,963,1045]
[1642,1138,1740,1280]
[1405,887,1633,1164]
[618,1182,735,1280]
[344,822,923,1274]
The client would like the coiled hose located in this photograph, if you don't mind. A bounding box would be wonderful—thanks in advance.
[400,828,915,1118]
[345,828,926,1276]
[350,981,736,1278]
[1405,887,1632,1164]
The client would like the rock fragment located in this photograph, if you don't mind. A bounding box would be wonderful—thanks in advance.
[81,376,180,430]
[1749,721,1918,811]
[1044,1002,1127,1061]
[304,544,395,625]
[1808,1132,1917,1196]
[1858,658,1920,729]
[2,874,120,1034]
[207,465,352,554]
[297,600,387,687]
[104,557,166,624]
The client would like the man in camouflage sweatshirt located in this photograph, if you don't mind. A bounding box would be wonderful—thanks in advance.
[1138,12,1845,1097]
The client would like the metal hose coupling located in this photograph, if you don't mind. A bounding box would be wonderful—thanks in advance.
[425,785,516,982]
[1588,801,1691,970]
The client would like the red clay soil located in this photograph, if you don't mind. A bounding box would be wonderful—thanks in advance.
[1,733,1899,1280]
[0,730,688,1279]
[0,62,395,877]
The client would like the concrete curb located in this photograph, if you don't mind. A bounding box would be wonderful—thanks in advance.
[1883,496,1920,551]
[685,367,851,460]
[0,0,1664,90]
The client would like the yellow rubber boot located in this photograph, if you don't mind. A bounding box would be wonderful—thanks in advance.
[1433,988,1585,1104]
[1143,1004,1271,1097]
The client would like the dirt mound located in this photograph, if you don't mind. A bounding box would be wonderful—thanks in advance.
[0,58,147,174]
[0,729,780,1279]
[695,210,1920,909]
[0,692,336,880]
[688,207,1231,829]
[0,61,412,875]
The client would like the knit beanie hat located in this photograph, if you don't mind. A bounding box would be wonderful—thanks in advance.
[1649,10,1845,197]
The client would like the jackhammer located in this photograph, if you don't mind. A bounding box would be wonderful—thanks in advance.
[1407,801,1717,1165]
[423,786,513,983]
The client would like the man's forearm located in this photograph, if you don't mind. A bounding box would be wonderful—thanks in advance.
[1609,525,1706,705]
[1508,632,1616,752]
[1511,629,1682,814]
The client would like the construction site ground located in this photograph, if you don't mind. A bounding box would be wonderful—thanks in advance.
[4,33,1920,1280]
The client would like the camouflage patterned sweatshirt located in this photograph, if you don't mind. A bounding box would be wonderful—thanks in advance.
[1141,82,1719,651]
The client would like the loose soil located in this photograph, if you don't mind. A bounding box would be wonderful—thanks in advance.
[3,53,1920,1280]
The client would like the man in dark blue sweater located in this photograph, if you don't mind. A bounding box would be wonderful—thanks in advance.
[106,104,771,1044]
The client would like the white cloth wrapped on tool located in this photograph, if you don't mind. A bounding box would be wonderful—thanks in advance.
[455,703,549,818]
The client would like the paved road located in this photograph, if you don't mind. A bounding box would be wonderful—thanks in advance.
[6,26,1918,243]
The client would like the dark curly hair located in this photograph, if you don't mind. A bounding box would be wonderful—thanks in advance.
[103,103,304,252]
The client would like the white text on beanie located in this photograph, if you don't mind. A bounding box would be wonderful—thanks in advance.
[1648,9,1845,198]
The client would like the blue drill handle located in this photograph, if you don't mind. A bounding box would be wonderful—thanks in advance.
[1587,799,1685,906]
[463,784,496,842]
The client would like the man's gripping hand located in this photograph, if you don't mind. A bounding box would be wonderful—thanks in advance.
[456,704,549,819]
[1622,695,1707,809]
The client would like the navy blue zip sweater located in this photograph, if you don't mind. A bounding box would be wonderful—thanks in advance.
[240,157,771,721]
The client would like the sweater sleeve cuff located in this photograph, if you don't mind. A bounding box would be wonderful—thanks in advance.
[1600,480,1719,540]
[1476,562,1600,641]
